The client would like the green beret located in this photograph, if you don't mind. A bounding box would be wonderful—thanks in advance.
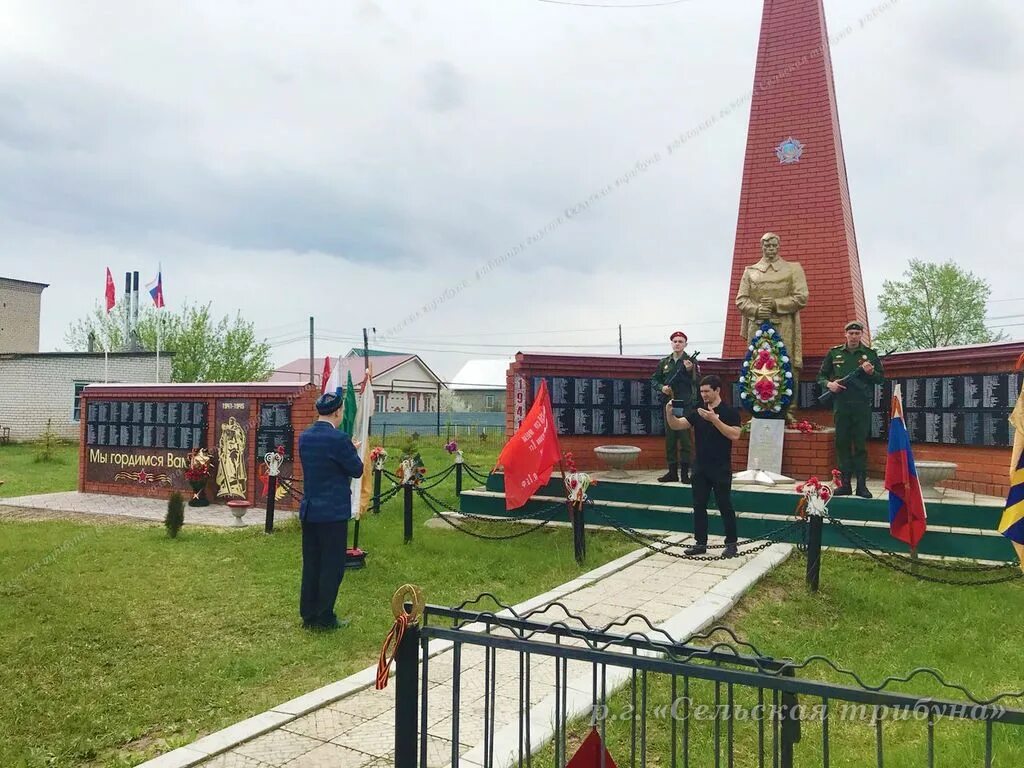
[844,321,864,332]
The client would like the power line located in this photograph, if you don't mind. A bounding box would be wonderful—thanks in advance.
[314,331,722,351]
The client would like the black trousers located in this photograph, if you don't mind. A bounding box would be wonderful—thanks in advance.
[300,520,349,627]
[691,466,738,545]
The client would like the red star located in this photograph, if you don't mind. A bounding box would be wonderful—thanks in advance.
[137,470,150,484]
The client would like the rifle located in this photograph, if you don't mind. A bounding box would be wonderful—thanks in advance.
[817,368,866,408]
[662,350,700,415]
[817,349,891,408]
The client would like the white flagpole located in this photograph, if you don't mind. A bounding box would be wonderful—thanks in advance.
[103,324,110,383]
[156,313,161,382]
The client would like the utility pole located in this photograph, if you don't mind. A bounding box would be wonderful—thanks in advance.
[618,324,623,355]
[309,316,315,384]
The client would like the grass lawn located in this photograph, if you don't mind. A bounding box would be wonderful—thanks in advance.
[0,434,636,767]
[546,554,1024,767]
[0,442,80,498]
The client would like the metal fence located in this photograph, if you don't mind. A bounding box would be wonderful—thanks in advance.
[370,411,505,440]
[390,597,1024,767]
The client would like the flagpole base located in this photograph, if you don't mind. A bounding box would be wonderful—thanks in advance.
[345,547,367,569]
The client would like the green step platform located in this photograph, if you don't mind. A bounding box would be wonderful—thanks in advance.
[457,473,1015,563]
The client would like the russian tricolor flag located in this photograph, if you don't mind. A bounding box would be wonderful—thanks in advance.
[884,383,927,549]
[146,267,165,309]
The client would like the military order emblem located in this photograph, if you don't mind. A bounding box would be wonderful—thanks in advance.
[775,137,804,164]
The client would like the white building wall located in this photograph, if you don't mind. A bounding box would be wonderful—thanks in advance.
[0,278,46,354]
[0,354,172,441]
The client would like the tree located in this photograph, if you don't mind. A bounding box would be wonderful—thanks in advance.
[64,301,273,382]
[873,260,1005,352]
[440,388,470,413]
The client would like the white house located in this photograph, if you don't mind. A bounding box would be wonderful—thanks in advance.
[270,349,445,413]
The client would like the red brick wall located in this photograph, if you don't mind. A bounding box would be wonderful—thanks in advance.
[507,342,1024,496]
[79,384,320,510]
[721,0,868,361]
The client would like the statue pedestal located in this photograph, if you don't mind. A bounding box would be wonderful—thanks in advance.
[734,418,794,486]
[733,423,836,484]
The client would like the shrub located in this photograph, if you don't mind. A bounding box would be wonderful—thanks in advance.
[400,432,419,456]
[165,492,185,538]
[33,419,64,464]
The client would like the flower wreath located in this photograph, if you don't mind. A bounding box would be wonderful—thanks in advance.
[739,321,794,416]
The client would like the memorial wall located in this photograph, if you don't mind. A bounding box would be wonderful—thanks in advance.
[532,376,665,437]
[78,383,319,506]
[799,371,1021,448]
[508,344,1024,495]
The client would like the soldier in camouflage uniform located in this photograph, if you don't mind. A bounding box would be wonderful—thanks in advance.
[816,321,885,498]
[652,331,698,483]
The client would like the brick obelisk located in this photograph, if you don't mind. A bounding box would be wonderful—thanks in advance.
[722,0,868,362]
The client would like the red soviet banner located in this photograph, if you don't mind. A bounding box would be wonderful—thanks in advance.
[495,380,562,510]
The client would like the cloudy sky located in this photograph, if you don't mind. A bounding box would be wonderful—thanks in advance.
[1,0,1021,381]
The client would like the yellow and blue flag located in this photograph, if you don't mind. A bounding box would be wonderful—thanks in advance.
[999,369,1024,569]
[998,449,1024,544]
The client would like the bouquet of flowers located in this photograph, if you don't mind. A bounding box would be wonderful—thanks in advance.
[739,321,794,416]
[369,446,388,470]
[794,469,842,518]
[399,453,427,485]
[444,439,464,463]
[563,452,597,510]
[184,448,213,484]
[793,419,825,434]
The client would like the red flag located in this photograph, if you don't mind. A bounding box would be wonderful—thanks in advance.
[320,356,333,394]
[566,728,618,768]
[104,268,116,312]
[495,380,562,510]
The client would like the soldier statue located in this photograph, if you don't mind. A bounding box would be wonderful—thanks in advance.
[736,232,809,402]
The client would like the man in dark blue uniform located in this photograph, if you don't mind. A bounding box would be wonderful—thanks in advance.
[298,391,364,630]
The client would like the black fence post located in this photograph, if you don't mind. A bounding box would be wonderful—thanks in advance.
[570,503,586,565]
[264,475,276,534]
[455,461,463,497]
[779,666,801,768]
[394,602,420,768]
[404,483,414,544]
[805,515,824,592]
[372,466,383,514]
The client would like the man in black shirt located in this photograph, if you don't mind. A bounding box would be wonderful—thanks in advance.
[664,374,742,558]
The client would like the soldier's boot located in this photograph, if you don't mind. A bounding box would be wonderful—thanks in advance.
[833,470,852,497]
[657,464,679,483]
[855,472,873,499]
[679,464,691,485]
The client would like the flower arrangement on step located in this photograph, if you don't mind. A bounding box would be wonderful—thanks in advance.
[792,419,827,434]
[794,469,843,518]
[562,452,597,510]
[739,321,794,417]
